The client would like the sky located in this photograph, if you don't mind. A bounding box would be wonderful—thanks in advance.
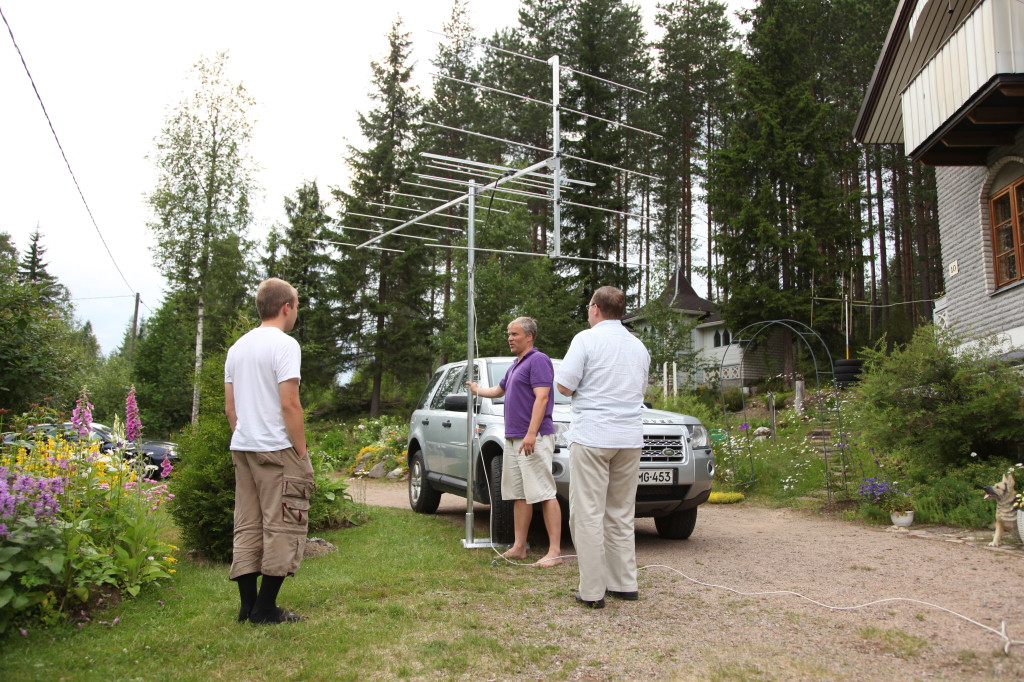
[1,0,746,355]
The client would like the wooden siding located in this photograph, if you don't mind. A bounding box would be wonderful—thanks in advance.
[902,0,1024,153]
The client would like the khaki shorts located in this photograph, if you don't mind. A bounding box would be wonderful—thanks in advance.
[501,433,557,504]
[230,447,315,579]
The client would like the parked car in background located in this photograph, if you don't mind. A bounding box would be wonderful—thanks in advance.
[1,423,178,476]
[407,357,716,544]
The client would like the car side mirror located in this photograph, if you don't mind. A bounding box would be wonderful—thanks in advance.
[444,394,469,412]
[643,401,653,409]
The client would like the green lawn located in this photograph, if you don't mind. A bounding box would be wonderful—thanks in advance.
[0,507,570,681]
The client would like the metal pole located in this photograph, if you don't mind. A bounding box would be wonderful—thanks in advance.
[550,54,562,257]
[464,180,477,546]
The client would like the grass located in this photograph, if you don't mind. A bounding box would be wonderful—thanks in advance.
[858,626,928,658]
[0,506,569,681]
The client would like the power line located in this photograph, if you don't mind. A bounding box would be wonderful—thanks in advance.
[1,6,137,297]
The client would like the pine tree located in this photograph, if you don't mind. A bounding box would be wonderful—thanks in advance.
[17,228,66,303]
[560,0,651,305]
[653,0,737,284]
[707,0,866,374]
[271,180,344,390]
[334,19,435,416]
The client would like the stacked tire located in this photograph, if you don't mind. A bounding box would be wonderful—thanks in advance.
[833,359,863,388]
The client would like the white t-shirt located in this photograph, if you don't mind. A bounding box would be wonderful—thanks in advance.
[555,319,650,449]
[224,326,301,452]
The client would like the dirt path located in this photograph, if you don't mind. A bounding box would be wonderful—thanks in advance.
[347,477,1024,680]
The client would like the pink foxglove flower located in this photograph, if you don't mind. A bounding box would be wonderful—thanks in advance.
[126,386,142,442]
[70,391,93,438]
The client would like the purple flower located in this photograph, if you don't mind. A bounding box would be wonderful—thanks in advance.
[160,457,174,478]
[739,423,749,431]
[19,628,28,636]
[125,386,142,442]
[70,390,94,438]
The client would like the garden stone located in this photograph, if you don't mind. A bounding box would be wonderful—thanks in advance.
[386,467,405,480]
[368,461,387,478]
[304,537,337,558]
[753,426,772,440]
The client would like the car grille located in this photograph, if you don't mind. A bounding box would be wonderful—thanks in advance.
[641,435,686,462]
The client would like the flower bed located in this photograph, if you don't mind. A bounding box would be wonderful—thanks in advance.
[0,391,177,634]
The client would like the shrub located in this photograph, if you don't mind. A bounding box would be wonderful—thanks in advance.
[169,412,364,562]
[167,413,236,561]
[854,326,1024,472]
[911,475,993,527]
[655,393,719,428]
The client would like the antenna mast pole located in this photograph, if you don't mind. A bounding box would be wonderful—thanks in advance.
[550,55,562,258]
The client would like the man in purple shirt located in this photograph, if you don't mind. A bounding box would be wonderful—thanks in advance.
[468,317,562,566]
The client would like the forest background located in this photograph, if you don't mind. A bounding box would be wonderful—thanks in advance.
[0,0,940,437]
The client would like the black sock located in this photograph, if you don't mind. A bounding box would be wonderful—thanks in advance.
[251,574,285,620]
[234,572,259,622]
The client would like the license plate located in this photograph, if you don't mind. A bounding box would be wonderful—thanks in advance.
[638,469,674,485]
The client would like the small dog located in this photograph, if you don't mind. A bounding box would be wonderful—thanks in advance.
[982,472,1018,547]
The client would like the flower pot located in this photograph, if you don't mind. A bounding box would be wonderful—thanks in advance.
[890,510,914,527]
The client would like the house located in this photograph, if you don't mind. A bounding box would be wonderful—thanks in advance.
[626,269,785,389]
[854,0,1024,350]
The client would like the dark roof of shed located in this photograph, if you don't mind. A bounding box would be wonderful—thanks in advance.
[626,268,722,324]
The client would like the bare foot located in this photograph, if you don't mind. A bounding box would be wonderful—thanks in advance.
[533,555,564,567]
[501,549,528,561]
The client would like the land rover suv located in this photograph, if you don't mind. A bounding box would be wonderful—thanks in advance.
[406,357,715,543]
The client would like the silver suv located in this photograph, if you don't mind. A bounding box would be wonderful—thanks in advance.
[407,357,716,543]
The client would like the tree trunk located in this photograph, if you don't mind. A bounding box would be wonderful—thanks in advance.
[191,296,205,423]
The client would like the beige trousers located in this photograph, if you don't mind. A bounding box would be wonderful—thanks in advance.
[568,443,641,601]
[230,447,315,579]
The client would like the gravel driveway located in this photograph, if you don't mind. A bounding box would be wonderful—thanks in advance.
[347,477,1024,680]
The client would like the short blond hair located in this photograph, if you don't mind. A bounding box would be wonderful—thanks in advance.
[255,278,296,320]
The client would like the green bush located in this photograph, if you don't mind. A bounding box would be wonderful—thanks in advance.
[655,393,719,427]
[169,414,364,561]
[167,414,236,561]
[911,476,993,527]
[854,326,1024,472]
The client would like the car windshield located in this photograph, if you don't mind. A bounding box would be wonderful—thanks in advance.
[488,359,571,405]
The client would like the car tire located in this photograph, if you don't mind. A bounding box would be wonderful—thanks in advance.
[654,506,698,540]
[488,455,515,545]
[408,449,442,514]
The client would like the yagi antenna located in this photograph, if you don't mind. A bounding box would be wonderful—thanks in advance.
[430,30,650,96]
[344,48,662,550]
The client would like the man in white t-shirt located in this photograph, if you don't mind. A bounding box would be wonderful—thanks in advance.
[556,286,651,609]
[225,277,314,624]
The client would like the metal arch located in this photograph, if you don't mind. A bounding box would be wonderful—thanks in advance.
[715,319,851,504]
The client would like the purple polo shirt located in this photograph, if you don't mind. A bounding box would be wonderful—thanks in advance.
[498,348,555,439]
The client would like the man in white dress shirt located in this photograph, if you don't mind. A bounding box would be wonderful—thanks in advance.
[555,286,651,609]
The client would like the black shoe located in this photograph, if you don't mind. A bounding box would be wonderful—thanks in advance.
[606,590,639,601]
[574,592,605,609]
[249,607,303,624]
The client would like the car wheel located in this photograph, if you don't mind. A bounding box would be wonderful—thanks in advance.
[654,506,698,540]
[408,449,441,514]
[488,455,515,545]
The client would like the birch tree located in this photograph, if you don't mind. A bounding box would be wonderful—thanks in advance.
[147,53,255,422]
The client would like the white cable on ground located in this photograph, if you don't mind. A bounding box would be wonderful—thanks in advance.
[639,563,1024,654]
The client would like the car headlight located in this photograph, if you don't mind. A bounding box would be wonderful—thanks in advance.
[688,424,709,448]
[553,422,569,448]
